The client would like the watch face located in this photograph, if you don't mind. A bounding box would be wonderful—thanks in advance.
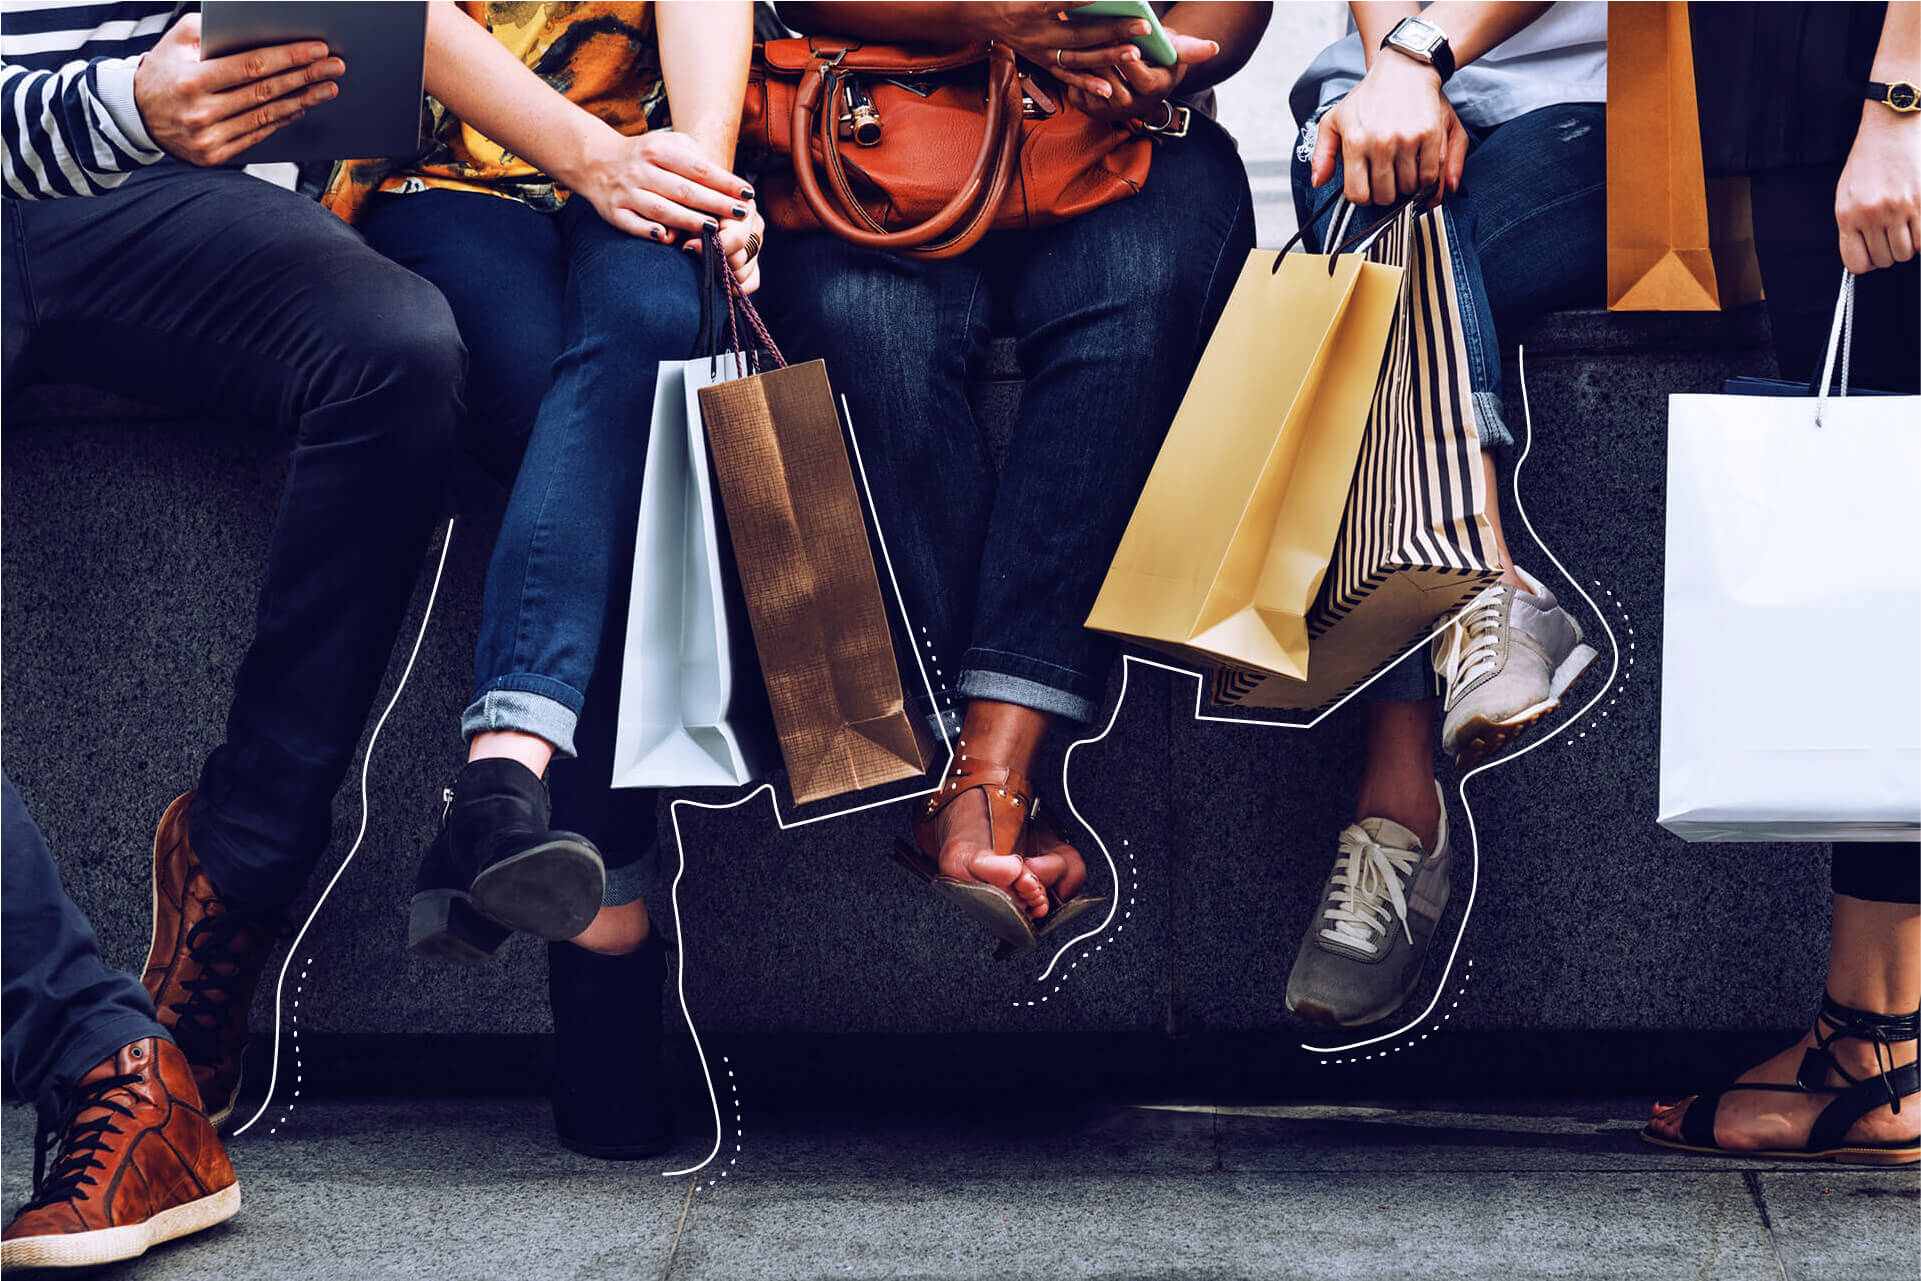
[1393,18,1444,56]
[1891,82,1920,110]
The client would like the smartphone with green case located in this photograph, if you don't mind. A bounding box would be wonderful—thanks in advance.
[1070,0,1179,67]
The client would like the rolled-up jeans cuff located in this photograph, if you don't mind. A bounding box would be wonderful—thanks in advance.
[461,685,580,759]
[601,851,655,907]
[915,697,964,746]
[956,669,1099,725]
[1472,390,1514,451]
[1364,646,1438,703]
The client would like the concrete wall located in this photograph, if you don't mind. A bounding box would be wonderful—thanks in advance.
[1,305,1829,1092]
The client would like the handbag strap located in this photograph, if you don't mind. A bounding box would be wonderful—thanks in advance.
[789,46,1021,257]
[1814,269,1856,427]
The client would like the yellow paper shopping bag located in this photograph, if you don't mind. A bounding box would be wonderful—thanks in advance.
[1084,232,1403,679]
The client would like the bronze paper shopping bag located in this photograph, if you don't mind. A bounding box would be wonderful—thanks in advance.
[699,359,925,805]
[1211,204,1499,713]
[1084,237,1403,678]
[1606,1,1764,311]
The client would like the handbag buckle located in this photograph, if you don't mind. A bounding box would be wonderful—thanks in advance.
[1142,101,1190,138]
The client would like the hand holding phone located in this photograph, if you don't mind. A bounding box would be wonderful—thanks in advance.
[1070,0,1178,67]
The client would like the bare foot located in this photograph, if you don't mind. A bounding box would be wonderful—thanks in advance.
[1023,818,1089,915]
[1648,1025,1920,1151]
[932,790,1048,918]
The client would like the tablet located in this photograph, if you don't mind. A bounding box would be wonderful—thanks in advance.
[200,1,428,165]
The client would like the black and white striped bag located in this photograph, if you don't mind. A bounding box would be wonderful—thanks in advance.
[1211,202,1499,713]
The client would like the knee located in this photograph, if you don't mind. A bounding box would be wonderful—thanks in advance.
[318,266,468,437]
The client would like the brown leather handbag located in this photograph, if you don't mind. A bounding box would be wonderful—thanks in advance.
[740,37,1153,259]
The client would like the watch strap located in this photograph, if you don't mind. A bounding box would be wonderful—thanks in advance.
[1868,80,1921,112]
[1381,18,1455,82]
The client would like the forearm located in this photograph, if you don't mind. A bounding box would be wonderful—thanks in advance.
[1353,1,1553,72]
[420,0,619,191]
[656,0,752,165]
[776,3,981,42]
[1161,2,1273,90]
[0,58,163,198]
[1872,1,1920,82]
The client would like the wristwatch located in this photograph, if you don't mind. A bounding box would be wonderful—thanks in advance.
[1381,15,1455,83]
[1867,80,1920,113]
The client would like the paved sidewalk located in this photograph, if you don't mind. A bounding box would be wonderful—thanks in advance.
[4,1096,1913,1279]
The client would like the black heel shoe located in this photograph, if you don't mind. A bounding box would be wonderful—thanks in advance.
[407,816,511,965]
[447,758,605,941]
[548,932,672,1159]
[1642,993,1920,1165]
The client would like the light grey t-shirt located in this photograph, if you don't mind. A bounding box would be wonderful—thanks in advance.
[1288,0,1607,129]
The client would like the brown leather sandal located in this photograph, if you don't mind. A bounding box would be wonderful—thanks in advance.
[891,758,1105,955]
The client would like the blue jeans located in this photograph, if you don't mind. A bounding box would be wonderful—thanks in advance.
[759,114,1255,727]
[361,190,703,761]
[1291,101,1607,701]
[360,191,698,904]
[4,771,170,1123]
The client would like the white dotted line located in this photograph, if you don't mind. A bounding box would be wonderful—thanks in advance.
[1012,838,1135,1006]
[266,956,310,1135]
[1566,583,1632,745]
[1317,959,1474,1065]
[692,1056,742,1194]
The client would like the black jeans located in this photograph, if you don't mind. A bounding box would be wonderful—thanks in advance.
[2,770,168,1122]
[2,163,466,912]
[759,115,1255,729]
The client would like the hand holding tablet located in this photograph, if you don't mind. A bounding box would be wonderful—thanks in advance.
[132,13,344,167]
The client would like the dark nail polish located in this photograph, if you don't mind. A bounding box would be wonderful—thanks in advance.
[731,205,748,219]
[740,186,755,201]
[651,229,663,241]
[703,219,720,233]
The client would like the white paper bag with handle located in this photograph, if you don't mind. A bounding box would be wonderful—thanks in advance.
[612,353,775,788]
[1659,274,1921,841]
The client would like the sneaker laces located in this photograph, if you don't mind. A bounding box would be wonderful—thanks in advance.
[1434,585,1511,697]
[165,907,278,1068]
[1319,825,1421,955]
[26,1072,144,1209]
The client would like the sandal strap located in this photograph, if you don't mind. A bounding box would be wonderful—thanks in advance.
[915,759,1036,862]
[1817,993,1919,1044]
[1676,1081,1809,1149]
[1808,1062,1921,1153]
[1803,994,1921,1110]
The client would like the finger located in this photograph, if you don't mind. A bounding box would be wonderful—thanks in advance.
[202,109,305,167]
[1839,228,1873,275]
[1368,151,1397,206]
[196,38,334,94]
[1101,67,1134,112]
[647,138,752,203]
[1341,131,1371,205]
[1056,18,1152,49]
[1166,33,1220,65]
[606,206,671,241]
[1056,42,1144,69]
[639,193,718,238]
[645,169,742,221]
[1890,218,1915,263]
[1446,127,1469,193]
[200,81,336,153]
[1869,224,1896,270]
[1393,142,1420,203]
[1416,132,1442,197]
[207,56,344,124]
[1310,115,1342,189]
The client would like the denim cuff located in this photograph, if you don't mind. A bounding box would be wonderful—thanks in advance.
[461,686,580,759]
[957,667,1100,725]
[41,1014,174,1125]
[1472,390,1515,451]
[1363,645,1438,704]
[602,850,655,907]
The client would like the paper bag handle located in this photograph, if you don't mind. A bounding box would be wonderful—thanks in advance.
[1813,270,1856,427]
[1272,187,1432,275]
[701,224,788,375]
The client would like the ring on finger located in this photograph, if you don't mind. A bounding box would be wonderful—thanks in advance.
[744,231,762,261]
[1055,47,1065,68]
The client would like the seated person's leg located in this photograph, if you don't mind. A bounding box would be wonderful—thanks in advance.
[2,771,237,1268]
[757,230,996,745]
[7,164,466,1122]
[952,112,1252,923]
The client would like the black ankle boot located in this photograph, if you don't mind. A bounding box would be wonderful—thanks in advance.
[407,820,511,965]
[449,758,605,941]
[548,932,672,1159]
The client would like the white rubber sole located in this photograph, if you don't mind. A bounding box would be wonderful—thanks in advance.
[1448,642,1600,768]
[0,1182,240,1270]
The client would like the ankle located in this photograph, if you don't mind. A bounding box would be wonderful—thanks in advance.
[468,731,555,780]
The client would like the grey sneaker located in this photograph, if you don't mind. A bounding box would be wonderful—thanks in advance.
[1285,788,1452,1028]
[1433,568,1599,768]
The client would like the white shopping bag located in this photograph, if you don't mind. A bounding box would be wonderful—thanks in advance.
[611,353,775,788]
[1659,274,1921,841]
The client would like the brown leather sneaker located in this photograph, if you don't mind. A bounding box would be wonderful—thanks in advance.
[142,793,280,1128]
[1,1038,240,1269]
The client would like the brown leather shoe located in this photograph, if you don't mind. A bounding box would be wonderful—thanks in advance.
[1,1038,240,1269]
[141,793,279,1128]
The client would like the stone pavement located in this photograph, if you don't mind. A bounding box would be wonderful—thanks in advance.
[4,1096,1913,1279]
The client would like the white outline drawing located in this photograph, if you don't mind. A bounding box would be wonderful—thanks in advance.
[235,517,458,1136]
[1031,345,1621,1057]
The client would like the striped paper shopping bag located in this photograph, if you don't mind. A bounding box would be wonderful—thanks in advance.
[1211,203,1499,713]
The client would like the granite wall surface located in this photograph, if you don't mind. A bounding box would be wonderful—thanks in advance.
[2,306,1832,1091]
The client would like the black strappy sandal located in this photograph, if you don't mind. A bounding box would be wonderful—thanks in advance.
[1641,994,1920,1166]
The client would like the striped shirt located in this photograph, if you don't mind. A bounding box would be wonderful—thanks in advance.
[1,1,173,199]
